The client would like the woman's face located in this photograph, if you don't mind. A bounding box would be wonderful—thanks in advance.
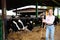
[48,9,53,15]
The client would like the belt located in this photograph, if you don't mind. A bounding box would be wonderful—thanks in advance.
[46,24,54,26]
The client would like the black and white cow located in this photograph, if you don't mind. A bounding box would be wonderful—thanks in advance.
[54,16,59,25]
[12,18,28,31]
[7,16,28,32]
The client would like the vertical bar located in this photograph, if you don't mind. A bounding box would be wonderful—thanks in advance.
[57,8,59,18]
[0,18,3,40]
[58,8,60,22]
[1,0,6,40]
[16,8,17,16]
[36,1,38,18]
[53,6,55,15]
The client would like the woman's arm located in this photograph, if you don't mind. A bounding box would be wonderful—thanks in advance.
[42,16,55,25]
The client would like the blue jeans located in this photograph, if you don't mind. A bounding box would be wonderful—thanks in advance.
[46,25,55,40]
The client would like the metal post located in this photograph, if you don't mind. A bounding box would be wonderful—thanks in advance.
[53,7,54,15]
[16,8,17,16]
[1,0,6,40]
[36,1,38,18]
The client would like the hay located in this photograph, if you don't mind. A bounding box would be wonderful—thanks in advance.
[7,27,46,40]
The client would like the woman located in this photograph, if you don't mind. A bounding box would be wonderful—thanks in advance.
[42,8,55,40]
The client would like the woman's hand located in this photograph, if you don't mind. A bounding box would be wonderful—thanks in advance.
[42,19,46,23]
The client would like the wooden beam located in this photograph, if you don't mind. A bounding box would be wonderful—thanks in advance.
[1,0,6,40]
[52,0,60,5]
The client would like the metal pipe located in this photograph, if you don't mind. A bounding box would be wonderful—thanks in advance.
[36,1,38,18]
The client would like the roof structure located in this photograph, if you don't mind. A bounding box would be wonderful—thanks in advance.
[0,0,60,10]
